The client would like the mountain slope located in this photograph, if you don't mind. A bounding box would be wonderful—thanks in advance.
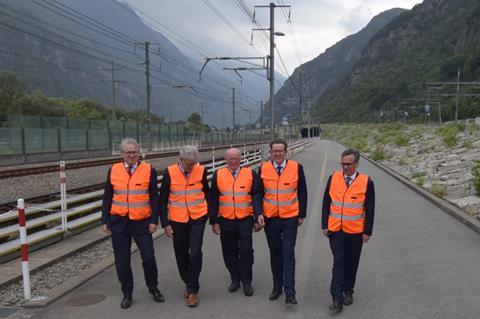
[316,0,480,122]
[272,8,405,124]
[0,0,282,127]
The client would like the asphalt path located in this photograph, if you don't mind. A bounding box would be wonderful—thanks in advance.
[18,139,480,319]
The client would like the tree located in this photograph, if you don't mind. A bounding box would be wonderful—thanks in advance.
[187,112,202,125]
[0,71,27,121]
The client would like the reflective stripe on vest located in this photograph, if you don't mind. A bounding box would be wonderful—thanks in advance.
[114,189,149,195]
[217,167,254,220]
[263,197,298,206]
[261,160,299,218]
[167,164,208,223]
[110,162,152,220]
[328,171,368,234]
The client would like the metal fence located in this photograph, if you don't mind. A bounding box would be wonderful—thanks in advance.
[1,115,265,155]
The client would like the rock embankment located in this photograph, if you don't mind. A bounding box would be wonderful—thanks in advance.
[323,123,480,219]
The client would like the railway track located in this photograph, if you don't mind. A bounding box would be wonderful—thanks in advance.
[0,142,260,179]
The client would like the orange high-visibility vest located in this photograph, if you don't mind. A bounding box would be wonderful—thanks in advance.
[167,163,208,223]
[110,162,152,220]
[217,167,254,220]
[261,160,299,218]
[328,171,368,234]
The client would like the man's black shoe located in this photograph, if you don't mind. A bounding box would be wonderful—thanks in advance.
[121,295,132,309]
[149,288,165,303]
[228,281,240,293]
[285,295,297,304]
[269,289,282,300]
[329,300,343,313]
[243,284,254,297]
[343,292,353,306]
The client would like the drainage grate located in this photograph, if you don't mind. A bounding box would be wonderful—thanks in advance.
[65,294,106,307]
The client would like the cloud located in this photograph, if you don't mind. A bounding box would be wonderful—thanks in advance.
[338,5,373,34]
[132,0,423,76]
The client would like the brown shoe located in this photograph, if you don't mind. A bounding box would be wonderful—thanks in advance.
[183,291,189,299]
[187,294,198,307]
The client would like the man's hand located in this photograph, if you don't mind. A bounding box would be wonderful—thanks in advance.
[148,223,157,234]
[257,215,265,227]
[165,225,174,237]
[253,222,263,233]
[362,234,370,243]
[322,229,329,237]
[298,218,304,226]
[212,223,220,235]
[102,224,111,235]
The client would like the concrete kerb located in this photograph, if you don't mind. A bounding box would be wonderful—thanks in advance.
[22,230,165,308]
[361,153,480,234]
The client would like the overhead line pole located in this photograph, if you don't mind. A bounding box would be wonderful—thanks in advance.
[145,41,152,150]
[232,88,236,130]
[254,2,290,140]
[99,60,123,120]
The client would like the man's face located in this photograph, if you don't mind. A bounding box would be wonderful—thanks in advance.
[270,143,287,164]
[341,154,358,176]
[225,151,241,171]
[181,158,197,173]
[122,143,140,166]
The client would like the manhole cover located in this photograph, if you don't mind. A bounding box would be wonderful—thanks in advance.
[65,294,106,307]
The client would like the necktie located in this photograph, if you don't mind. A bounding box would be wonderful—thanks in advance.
[128,166,133,176]
[276,166,282,175]
[346,177,352,186]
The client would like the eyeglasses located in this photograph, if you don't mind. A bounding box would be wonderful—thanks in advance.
[123,151,139,155]
[340,162,355,167]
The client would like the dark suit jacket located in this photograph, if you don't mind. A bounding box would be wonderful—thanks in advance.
[101,163,159,233]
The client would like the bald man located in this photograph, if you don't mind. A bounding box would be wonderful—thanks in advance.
[210,148,262,296]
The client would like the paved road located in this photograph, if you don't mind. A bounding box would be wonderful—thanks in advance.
[17,140,480,319]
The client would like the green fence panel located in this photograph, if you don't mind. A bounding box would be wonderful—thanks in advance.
[0,127,22,154]
[61,129,86,151]
[88,129,109,150]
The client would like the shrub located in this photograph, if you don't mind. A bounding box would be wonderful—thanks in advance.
[472,160,480,195]
[412,171,427,179]
[371,145,386,161]
[462,140,474,149]
[416,176,425,188]
[430,183,447,198]
[437,124,460,148]
[394,135,409,146]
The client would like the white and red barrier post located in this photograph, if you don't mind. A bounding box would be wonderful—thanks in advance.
[18,198,31,300]
[59,161,67,231]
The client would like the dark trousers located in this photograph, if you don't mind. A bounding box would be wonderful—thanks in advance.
[219,217,254,286]
[170,216,207,294]
[111,221,158,296]
[329,230,363,302]
[264,217,298,297]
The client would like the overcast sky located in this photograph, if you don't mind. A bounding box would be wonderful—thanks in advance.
[129,0,422,76]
